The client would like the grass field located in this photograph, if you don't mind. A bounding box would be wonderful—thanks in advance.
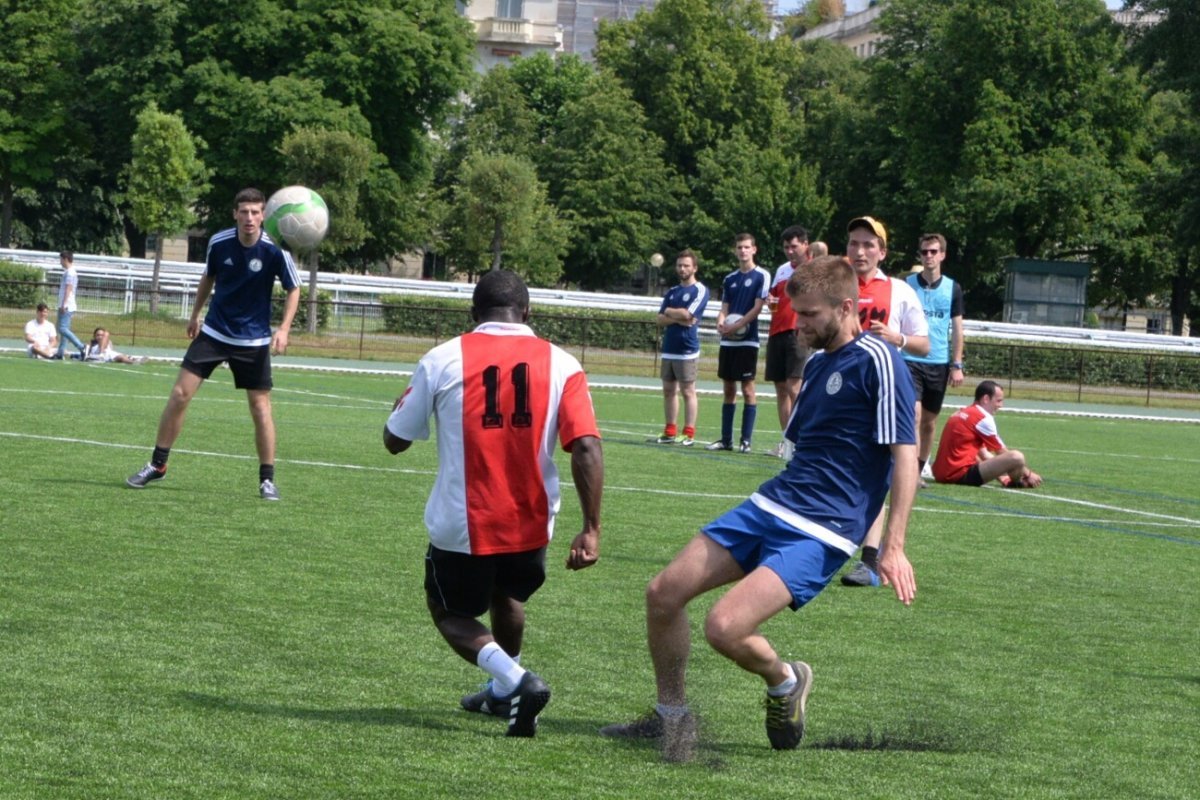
[1,353,1197,799]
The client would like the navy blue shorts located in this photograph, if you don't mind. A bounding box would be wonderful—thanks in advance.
[702,499,850,609]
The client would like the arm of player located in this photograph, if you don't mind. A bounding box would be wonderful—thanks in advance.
[737,296,767,326]
[949,314,965,386]
[272,286,301,355]
[383,394,414,454]
[187,274,216,339]
[565,434,603,571]
[878,442,918,606]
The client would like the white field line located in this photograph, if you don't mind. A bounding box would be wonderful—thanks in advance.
[978,484,1200,526]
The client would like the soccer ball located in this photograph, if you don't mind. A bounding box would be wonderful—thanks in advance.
[264,186,329,251]
[724,312,748,340]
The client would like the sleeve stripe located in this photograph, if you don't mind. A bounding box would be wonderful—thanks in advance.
[856,336,898,444]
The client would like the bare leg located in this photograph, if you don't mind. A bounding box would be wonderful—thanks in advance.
[704,566,795,686]
[155,369,205,448]
[247,389,275,465]
[489,590,525,657]
[645,533,745,705]
[681,382,698,430]
[662,380,680,428]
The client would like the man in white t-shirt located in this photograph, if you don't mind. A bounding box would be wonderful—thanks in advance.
[25,303,58,359]
[54,251,87,359]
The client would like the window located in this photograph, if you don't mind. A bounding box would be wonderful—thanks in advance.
[497,0,523,19]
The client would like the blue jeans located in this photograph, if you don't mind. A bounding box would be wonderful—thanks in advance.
[56,309,85,355]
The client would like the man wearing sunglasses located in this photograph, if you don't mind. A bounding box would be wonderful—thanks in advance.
[904,233,965,486]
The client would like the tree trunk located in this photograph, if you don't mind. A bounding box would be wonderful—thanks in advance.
[150,234,163,316]
[124,216,147,259]
[1169,251,1194,337]
[307,250,320,335]
[0,179,12,248]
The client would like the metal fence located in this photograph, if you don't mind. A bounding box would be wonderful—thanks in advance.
[3,280,1198,411]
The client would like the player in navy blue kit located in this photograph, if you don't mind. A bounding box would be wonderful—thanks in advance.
[655,250,710,446]
[126,188,301,500]
[706,233,771,453]
[602,256,918,760]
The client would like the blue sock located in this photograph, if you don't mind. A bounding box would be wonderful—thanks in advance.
[741,404,757,445]
[721,403,736,445]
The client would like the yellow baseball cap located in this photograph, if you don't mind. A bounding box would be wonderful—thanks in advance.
[847,216,887,246]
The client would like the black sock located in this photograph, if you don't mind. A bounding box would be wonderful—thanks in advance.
[918,458,926,473]
[260,464,275,483]
[151,446,170,470]
[861,546,879,572]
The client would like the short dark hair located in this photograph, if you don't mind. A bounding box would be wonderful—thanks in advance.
[787,255,858,306]
[675,249,698,268]
[36,302,49,312]
[975,380,1002,402]
[780,225,809,244]
[473,270,529,317]
[59,250,73,262]
[234,187,266,207]
[734,232,756,246]
[919,233,947,251]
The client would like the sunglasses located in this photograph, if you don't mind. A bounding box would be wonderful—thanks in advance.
[920,248,941,255]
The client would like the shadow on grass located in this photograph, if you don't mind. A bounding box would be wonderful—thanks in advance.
[806,725,971,753]
[177,692,616,737]
[177,691,461,731]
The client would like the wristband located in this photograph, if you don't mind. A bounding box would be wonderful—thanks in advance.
[899,334,907,351]
[951,361,963,370]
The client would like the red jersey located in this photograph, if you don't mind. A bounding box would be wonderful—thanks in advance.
[932,403,1006,484]
[386,322,600,555]
[768,262,799,336]
[857,270,928,338]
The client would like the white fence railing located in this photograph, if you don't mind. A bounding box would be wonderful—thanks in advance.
[5,247,1199,355]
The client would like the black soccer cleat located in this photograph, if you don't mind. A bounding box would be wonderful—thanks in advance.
[505,671,550,738]
[461,681,512,718]
[127,463,166,488]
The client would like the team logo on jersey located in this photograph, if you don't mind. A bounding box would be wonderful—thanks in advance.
[825,372,843,395]
[682,291,692,302]
[248,258,263,273]
[743,278,753,287]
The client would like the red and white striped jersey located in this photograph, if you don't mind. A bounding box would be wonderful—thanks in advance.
[386,322,600,555]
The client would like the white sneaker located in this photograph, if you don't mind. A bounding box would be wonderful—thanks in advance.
[921,461,934,480]
[781,440,794,461]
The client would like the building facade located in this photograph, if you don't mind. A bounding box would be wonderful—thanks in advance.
[460,0,563,73]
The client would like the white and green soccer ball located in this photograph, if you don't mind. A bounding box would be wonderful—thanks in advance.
[264,186,329,251]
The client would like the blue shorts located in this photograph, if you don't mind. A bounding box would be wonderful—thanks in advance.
[702,499,850,609]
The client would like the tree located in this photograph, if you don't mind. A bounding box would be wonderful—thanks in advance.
[278,127,373,332]
[544,74,683,289]
[864,0,1149,318]
[1129,0,1200,332]
[440,152,567,286]
[688,127,834,269]
[594,0,789,175]
[121,104,210,314]
[0,0,79,246]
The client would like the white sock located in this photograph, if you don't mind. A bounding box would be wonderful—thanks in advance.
[477,642,526,697]
[766,662,797,697]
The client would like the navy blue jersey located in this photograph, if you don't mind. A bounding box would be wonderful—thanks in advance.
[751,332,916,555]
[201,228,300,346]
[659,281,710,359]
[720,266,771,347]
[904,273,964,365]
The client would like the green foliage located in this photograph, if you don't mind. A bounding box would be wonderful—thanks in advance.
[378,294,660,351]
[545,74,683,289]
[272,286,331,331]
[278,127,372,253]
[439,152,567,286]
[595,0,787,175]
[0,262,47,308]
[121,103,210,242]
[864,0,1149,318]
[0,0,80,246]
[688,127,834,266]
[968,339,1200,392]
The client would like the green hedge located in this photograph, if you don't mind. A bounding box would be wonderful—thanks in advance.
[378,294,660,352]
[0,264,48,309]
[273,287,332,331]
[969,340,1200,392]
